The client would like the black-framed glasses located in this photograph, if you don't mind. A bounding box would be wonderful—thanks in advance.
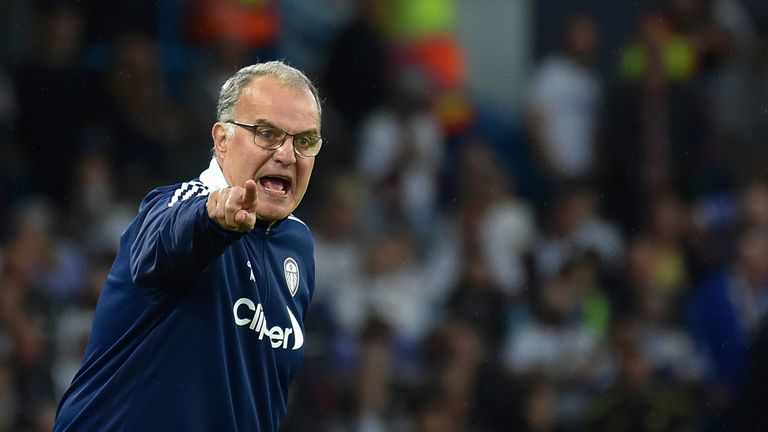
[226,120,323,158]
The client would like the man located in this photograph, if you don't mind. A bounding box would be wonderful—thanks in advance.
[53,61,323,431]
[525,12,601,187]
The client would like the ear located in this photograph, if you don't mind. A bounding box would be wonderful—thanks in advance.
[212,122,229,160]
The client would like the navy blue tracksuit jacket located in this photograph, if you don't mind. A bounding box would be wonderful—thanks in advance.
[54,159,315,431]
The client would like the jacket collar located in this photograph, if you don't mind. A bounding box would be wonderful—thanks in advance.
[199,158,229,191]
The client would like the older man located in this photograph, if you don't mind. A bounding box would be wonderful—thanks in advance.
[54,61,322,431]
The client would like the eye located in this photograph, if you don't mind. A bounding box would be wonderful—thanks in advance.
[257,126,281,141]
[294,135,314,148]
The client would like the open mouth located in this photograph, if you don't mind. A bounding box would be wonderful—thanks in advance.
[259,176,292,196]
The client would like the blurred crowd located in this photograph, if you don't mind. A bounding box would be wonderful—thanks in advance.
[1,0,768,431]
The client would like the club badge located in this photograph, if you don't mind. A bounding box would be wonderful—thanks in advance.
[283,257,299,297]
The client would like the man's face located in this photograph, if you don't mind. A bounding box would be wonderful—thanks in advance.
[213,76,319,222]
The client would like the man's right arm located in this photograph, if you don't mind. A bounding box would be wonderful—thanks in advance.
[128,180,258,289]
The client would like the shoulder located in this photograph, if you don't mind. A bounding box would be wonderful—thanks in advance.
[277,214,314,247]
[166,180,211,208]
[286,214,309,228]
[139,179,210,212]
[283,214,313,238]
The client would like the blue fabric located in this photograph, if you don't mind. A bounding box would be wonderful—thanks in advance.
[687,269,747,394]
[53,180,315,431]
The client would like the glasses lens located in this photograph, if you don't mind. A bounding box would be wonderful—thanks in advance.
[254,125,286,149]
[293,135,323,157]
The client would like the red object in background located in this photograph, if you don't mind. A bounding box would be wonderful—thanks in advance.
[436,91,475,135]
[394,35,466,90]
[186,0,280,47]
[392,35,474,135]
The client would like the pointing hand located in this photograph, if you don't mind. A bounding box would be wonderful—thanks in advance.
[206,180,258,232]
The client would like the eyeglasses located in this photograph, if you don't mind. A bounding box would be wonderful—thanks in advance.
[226,120,323,158]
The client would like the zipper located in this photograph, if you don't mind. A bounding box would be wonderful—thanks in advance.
[260,223,272,305]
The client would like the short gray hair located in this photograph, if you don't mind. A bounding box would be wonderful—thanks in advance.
[216,61,322,137]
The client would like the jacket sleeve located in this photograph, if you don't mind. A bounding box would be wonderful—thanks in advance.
[128,184,242,291]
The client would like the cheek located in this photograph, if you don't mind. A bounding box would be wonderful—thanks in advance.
[226,147,267,184]
[301,160,315,181]
[237,146,267,168]
[230,158,252,179]
[295,161,315,193]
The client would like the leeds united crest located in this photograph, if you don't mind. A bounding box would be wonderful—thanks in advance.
[283,257,300,297]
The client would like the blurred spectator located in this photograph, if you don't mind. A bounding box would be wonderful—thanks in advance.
[525,12,602,191]
[453,137,512,249]
[444,252,508,350]
[470,140,538,298]
[98,34,187,200]
[347,319,400,432]
[601,6,709,232]
[698,2,765,189]
[310,175,365,331]
[0,199,67,430]
[643,192,694,293]
[503,254,613,429]
[12,5,92,209]
[414,318,515,432]
[586,320,696,432]
[619,236,705,383]
[379,0,473,135]
[687,226,768,426]
[356,68,445,242]
[68,152,134,254]
[380,0,464,91]
[321,0,389,142]
[505,255,612,377]
[419,138,537,315]
[331,231,446,344]
[3,199,86,301]
[51,251,110,397]
[182,35,250,176]
[534,183,624,282]
[688,178,768,276]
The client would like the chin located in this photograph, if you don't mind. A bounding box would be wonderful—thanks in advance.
[257,205,293,222]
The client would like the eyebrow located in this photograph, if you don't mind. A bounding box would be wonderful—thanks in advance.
[254,119,320,136]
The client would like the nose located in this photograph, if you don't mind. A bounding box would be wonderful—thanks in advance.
[273,136,297,165]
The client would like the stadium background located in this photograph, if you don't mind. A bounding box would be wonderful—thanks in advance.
[1,0,768,430]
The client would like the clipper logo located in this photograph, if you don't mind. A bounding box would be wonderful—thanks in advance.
[232,298,304,350]
[284,258,300,297]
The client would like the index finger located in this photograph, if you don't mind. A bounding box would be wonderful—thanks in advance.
[242,179,257,210]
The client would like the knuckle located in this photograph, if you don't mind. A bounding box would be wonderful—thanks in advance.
[225,199,237,212]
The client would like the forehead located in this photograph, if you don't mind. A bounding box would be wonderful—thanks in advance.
[236,76,320,130]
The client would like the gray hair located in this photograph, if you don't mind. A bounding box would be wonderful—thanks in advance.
[216,61,322,138]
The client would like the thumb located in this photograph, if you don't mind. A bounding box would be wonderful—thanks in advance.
[234,208,257,229]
